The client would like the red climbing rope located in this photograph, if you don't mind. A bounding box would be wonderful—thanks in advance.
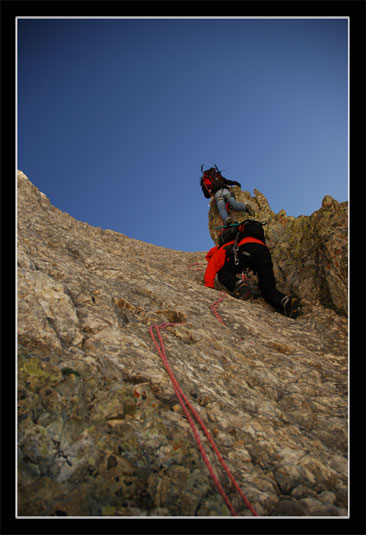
[187,262,207,271]
[149,322,258,517]
[209,291,228,326]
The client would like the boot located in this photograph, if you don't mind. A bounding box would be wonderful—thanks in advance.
[230,279,252,300]
[280,296,302,318]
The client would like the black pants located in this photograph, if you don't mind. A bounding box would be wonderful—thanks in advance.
[217,242,286,309]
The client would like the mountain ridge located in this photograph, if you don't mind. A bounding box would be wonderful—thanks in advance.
[17,170,348,517]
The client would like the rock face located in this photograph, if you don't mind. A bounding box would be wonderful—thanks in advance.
[17,171,348,517]
[208,187,348,315]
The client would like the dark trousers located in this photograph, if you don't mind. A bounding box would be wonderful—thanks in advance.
[217,242,286,309]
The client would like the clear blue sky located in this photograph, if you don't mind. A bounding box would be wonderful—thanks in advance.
[17,17,348,252]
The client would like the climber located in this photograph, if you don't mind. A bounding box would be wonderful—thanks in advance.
[204,220,302,318]
[200,166,255,225]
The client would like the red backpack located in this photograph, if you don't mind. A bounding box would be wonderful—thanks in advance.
[200,164,224,196]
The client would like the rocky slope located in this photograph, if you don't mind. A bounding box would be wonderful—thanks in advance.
[17,170,348,517]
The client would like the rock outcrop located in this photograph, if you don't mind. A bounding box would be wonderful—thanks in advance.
[208,187,348,316]
[17,171,348,517]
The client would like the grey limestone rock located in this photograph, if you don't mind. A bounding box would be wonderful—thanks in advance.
[17,171,348,517]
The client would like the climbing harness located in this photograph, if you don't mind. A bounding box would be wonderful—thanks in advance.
[149,322,258,516]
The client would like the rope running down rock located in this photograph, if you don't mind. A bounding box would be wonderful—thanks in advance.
[149,322,258,516]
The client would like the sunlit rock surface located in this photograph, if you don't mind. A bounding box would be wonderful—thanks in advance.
[17,171,348,517]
